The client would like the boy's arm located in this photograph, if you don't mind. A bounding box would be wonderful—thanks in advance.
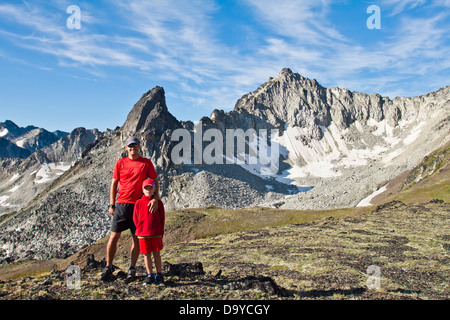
[159,200,165,236]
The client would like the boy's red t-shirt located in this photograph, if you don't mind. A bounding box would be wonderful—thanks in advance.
[113,156,157,203]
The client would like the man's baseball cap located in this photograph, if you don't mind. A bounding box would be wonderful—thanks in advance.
[142,178,156,188]
[125,136,140,146]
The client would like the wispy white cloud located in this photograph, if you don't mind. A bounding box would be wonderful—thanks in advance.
[381,0,428,16]
[0,2,148,73]
[0,0,448,122]
[381,0,450,16]
[244,0,347,45]
[114,0,223,72]
[109,0,281,109]
[244,0,449,97]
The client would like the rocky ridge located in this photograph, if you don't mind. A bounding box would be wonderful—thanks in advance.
[168,68,449,210]
[0,68,448,265]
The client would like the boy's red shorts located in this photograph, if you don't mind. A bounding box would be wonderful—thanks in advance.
[139,237,163,254]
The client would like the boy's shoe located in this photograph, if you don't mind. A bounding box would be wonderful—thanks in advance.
[143,274,155,285]
[100,266,113,282]
[154,273,164,286]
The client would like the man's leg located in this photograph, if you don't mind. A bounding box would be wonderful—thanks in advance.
[130,234,140,267]
[101,231,121,281]
[106,232,121,266]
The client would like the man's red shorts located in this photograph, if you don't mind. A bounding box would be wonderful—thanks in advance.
[139,237,163,254]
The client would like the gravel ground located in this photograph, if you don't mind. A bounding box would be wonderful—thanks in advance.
[1,200,448,300]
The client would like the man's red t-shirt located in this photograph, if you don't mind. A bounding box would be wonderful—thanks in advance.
[113,156,157,204]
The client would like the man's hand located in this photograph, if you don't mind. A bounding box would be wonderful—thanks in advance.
[108,207,115,216]
[148,199,159,213]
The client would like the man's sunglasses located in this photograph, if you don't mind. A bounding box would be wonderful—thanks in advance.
[127,144,139,148]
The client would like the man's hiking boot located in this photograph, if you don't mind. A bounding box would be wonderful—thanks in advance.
[126,266,136,283]
[100,266,113,281]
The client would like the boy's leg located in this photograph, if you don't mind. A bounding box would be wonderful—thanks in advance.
[153,250,164,285]
[144,253,153,275]
[106,232,121,266]
[153,251,162,273]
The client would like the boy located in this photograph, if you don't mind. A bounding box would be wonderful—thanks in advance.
[133,178,165,285]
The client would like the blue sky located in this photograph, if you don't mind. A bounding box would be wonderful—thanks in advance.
[0,0,449,132]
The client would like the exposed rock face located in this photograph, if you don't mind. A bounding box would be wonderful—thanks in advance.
[234,68,330,129]
[0,68,448,264]
[0,129,121,262]
[166,68,449,210]
[0,127,101,216]
[0,120,69,158]
[0,120,38,140]
[11,128,61,154]
[232,68,448,153]
[0,138,30,159]
[121,86,182,171]
[122,87,177,135]
[41,127,101,163]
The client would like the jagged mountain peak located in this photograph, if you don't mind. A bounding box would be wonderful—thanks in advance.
[232,68,449,132]
[233,69,329,128]
[0,120,38,140]
[119,86,181,170]
[274,67,321,87]
[0,120,70,158]
[121,86,180,139]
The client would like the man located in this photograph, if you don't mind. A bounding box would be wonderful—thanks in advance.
[100,136,159,282]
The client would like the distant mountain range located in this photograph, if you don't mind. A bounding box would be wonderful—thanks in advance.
[0,122,101,218]
[0,120,68,158]
[0,68,448,264]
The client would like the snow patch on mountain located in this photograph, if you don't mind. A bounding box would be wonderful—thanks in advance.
[35,162,73,184]
[0,128,8,137]
[357,184,388,207]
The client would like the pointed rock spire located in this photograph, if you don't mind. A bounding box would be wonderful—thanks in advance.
[121,86,171,135]
[119,86,181,169]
